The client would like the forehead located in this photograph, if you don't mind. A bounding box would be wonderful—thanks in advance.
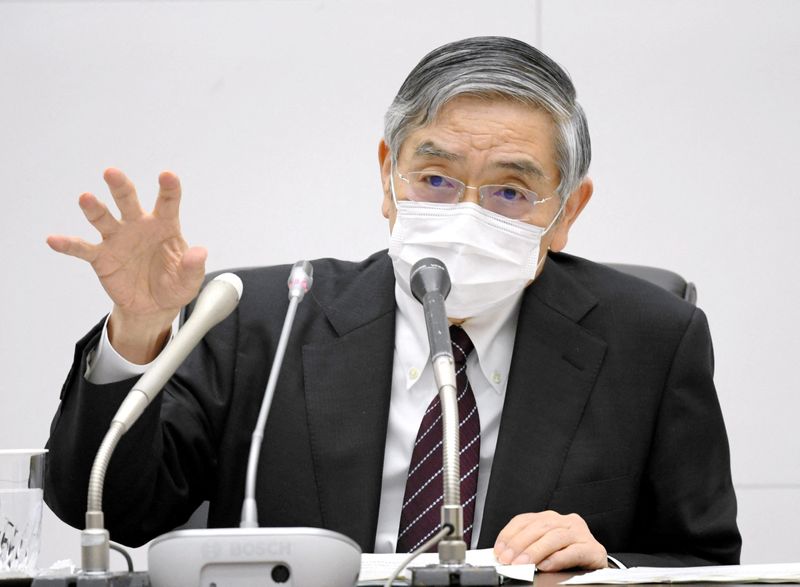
[398,95,559,176]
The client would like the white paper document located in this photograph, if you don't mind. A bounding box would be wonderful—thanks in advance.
[562,563,800,584]
[359,548,536,583]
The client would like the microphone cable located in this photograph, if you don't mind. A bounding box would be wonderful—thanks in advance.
[383,524,454,587]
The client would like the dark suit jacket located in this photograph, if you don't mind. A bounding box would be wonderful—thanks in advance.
[45,251,741,567]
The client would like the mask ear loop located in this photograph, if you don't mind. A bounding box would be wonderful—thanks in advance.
[389,158,400,207]
[534,249,549,273]
[541,192,569,236]
[536,192,569,272]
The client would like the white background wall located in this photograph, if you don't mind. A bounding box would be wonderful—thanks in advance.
[0,0,797,572]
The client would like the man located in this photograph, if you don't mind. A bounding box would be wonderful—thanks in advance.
[45,36,741,570]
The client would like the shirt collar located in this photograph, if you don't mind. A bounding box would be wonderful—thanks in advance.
[394,284,432,391]
[393,284,523,395]
[459,291,523,394]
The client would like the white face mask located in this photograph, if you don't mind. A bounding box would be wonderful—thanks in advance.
[388,196,562,320]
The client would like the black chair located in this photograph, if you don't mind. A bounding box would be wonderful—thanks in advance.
[604,263,697,306]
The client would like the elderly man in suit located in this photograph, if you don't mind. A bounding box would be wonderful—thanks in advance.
[45,36,741,570]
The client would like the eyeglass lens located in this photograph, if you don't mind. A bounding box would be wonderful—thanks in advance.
[402,172,552,220]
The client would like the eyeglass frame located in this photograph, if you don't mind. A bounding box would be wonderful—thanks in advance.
[390,162,561,222]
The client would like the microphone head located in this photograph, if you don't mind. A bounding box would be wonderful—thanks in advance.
[288,260,314,300]
[192,272,244,327]
[410,257,451,303]
[213,272,244,301]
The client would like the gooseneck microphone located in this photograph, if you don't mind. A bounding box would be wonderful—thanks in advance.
[240,260,313,528]
[410,258,463,562]
[144,261,359,587]
[81,263,361,586]
[406,258,498,586]
[82,273,244,574]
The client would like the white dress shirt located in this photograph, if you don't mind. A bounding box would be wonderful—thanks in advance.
[86,288,523,553]
[84,315,163,384]
[373,285,522,552]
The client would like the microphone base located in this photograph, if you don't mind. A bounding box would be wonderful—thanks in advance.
[410,564,499,586]
[147,527,361,587]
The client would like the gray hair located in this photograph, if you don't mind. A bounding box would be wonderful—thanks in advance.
[384,36,591,200]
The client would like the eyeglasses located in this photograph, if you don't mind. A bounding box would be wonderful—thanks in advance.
[395,169,555,220]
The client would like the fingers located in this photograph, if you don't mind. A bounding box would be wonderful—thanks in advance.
[511,527,574,565]
[495,512,559,564]
[538,542,607,572]
[47,191,120,259]
[495,512,541,548]
[495,512,551,558]
[78,192,120,238]
[153,170,182,220]
[104,167,144,221]
[46,234,98,263]
[494,511,607,571]
[500,515,565,563]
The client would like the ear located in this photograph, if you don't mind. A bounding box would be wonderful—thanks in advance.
[548,177,593,252]
[378,139,394,219]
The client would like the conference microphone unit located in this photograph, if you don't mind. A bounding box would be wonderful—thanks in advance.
[146,261,361,587]
[405,258,498,586]
[82,272,245,575]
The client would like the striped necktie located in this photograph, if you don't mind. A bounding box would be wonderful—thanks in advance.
[396,325,480,553]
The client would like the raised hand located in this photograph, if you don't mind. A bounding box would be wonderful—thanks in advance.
[47,168,207,363]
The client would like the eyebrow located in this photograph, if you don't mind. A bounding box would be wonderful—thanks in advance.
[412,141,463,161]
[491,159,548,181]
[411,141,548,180]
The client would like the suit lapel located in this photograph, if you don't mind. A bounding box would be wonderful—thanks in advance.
[301,254,396,552]
[478,256,608,547]
[298,252,609,550]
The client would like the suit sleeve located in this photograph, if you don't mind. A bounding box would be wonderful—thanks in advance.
[44,310,238,547]
[610,307,742,566]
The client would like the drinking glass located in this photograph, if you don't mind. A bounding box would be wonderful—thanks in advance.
[0,449,47,575]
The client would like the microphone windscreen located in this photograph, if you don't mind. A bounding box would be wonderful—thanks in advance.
[410,257,451,303]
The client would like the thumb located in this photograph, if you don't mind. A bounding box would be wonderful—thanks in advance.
[178,246,208,293]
